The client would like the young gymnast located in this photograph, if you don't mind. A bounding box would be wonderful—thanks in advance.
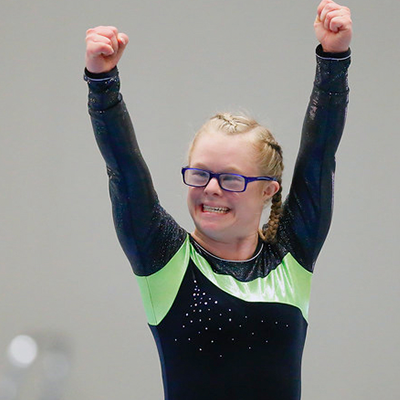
[84,1,352,398]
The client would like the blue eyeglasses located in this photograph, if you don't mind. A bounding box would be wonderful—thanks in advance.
[181,167,276,193]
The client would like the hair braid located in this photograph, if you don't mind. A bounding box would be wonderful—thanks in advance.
[215,113,238,133]
[261,180,283,243]
[266,139,283,158]
[214,113,258,134]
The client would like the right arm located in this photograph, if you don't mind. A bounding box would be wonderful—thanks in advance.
[84,27,186,276]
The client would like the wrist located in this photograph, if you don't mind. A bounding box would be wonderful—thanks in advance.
[316,44,351,60]
[84,66,119,81]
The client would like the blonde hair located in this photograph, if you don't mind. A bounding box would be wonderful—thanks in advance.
[188,112,284,243]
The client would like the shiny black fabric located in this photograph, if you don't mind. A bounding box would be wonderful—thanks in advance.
[85,69,187,276]
[150,263,308,400]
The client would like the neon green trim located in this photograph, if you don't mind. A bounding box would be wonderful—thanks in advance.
[190,246,312,322]
[136,237,312,325]
[135,235,191,326]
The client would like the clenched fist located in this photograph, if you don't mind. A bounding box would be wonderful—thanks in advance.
[85,26,129,74]
[314,0,352,53]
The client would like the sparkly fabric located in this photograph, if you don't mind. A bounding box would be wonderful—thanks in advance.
[190,235,289,282]
[150,265,307,400]
[86,67,187,275]
[85,47,350,400]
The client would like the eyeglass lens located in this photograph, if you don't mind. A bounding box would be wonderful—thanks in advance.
[184,169,245,192]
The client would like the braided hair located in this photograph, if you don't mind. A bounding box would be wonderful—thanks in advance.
[188,112,284,243]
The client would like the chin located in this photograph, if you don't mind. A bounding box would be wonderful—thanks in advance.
[193,221,227,241]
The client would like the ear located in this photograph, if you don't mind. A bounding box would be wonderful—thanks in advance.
[262,181,280,201]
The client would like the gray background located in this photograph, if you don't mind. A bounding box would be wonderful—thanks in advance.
[1,0,399,399]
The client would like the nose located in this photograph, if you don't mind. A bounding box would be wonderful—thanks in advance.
[204,177,223,195]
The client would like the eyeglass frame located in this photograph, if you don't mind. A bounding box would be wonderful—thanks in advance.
[181,167,277,193]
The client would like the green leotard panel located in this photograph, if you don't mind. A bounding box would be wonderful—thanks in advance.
[190,247,312,322]
[136,234,312,325]
[135,235,191,325]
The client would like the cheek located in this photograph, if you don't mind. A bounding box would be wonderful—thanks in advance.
[186,189,193,208]
[240,189,265,214]
[187,188,199,210]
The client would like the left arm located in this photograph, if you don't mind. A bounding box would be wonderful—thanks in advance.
[278,0,352,271]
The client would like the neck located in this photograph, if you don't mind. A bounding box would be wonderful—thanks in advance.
[191,230,259,261]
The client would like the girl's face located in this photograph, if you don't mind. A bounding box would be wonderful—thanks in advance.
[187,131,278,246]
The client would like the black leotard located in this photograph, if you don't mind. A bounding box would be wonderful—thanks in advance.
[85,45,350,400]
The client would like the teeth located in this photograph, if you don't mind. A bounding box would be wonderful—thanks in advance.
[203,205,229,213]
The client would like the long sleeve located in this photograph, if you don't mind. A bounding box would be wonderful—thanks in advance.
[278,45,351,272]
[85,68,187,276]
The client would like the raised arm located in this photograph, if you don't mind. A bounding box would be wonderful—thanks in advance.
[279,0,352,272]
[84,27,186,276]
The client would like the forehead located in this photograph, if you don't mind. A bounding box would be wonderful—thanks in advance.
[190,131,259,174]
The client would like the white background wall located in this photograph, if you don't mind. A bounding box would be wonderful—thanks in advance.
[1,0,399,399]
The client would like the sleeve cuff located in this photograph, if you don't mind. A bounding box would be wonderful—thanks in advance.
[84,66,119,81]
[316,44,351,61]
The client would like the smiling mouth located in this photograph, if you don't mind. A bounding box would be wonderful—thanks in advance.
[202,205,230,214]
